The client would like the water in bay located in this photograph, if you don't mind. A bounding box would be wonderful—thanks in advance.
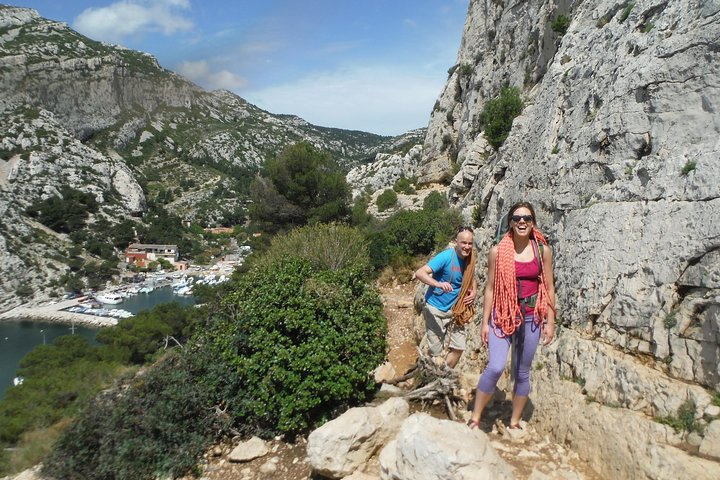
[0,286,195,400]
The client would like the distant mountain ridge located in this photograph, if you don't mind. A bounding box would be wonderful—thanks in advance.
[0,5,425,309]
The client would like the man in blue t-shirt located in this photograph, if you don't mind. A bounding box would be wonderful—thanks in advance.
[415,227,476,368]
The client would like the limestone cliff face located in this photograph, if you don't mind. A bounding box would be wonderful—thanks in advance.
[423,0,720,389]
[418,1,720,474]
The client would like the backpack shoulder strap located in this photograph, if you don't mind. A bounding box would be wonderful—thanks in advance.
[531,239,543,279]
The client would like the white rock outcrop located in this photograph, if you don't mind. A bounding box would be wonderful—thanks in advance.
[228,436,269,463]
[306,398,410,479]
[379,413,513,480]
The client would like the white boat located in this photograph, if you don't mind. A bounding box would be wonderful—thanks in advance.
[175,286,193,295]
[96,293,124,304]
[13,377,24,386]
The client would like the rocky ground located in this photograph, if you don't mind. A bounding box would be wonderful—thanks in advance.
[187,282,605,480]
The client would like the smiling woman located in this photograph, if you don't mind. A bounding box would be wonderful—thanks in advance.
[468,201,557,431]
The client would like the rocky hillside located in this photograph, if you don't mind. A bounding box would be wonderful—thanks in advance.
[0,5,423,310]
[416,0,720,477]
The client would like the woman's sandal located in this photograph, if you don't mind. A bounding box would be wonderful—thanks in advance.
[466,419,480,430]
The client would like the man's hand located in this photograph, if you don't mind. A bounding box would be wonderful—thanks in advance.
[436,281,453,292]
[462,289,476,305]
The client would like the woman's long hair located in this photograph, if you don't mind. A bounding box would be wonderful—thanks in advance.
[492,203,554,337]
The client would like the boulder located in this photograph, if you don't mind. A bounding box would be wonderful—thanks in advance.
[228,436,269,463]
[699,420,720,459]
[307,398,410,479]
[379,413,513,480]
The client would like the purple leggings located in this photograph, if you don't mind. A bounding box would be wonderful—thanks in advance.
[477,315,541,397]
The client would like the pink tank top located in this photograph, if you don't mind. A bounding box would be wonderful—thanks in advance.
[515,258,540,315]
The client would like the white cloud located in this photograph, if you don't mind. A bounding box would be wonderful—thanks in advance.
[243,66,443,136]
[72,0,193,43]
[177,60,248,90]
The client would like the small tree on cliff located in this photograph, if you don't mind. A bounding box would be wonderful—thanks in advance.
[482,86,523,150]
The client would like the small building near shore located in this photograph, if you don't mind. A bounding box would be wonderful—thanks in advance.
[125,243,179,268]
[204,226,234,235]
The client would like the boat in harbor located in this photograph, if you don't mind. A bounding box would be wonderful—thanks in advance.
[95,293,124,304]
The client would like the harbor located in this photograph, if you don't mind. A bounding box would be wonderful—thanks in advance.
[0,268,229,327]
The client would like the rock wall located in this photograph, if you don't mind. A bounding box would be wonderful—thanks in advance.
[416,0,720,474]
[422,0,720,386]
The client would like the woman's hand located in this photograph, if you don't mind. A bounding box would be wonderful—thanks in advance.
[542,321,555,345]
[481,322,489,346]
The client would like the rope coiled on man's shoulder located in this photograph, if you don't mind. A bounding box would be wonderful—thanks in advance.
[451,247,476,326]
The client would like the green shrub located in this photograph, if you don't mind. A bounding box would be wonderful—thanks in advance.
[551,15,571,36]
[15,284,34,298]
[257,223,371,274]
[0,336,118,445]
[204,257,386,436]
[364,206,463,271]
[423,191,449,212]
[664,311,677,329]
[472,204,483,227]
[393,177,416,195]
[25,186,97,234]
[350,195,373,228]
[482,86,524,150]
[680,159,696,176]
[458,63,473,77]
[376,189,398,212]
[656,399,699,433]
[43,353,223,480]
[441,133,453,152]
[619,1,635,23]
[250,142,350,230]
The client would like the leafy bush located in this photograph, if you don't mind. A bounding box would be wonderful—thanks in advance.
[376,189,398,212]
[472,204,483,227]
[257,223,371,274]
[663,311,677,329]
[619,1,635,23]
[656,399,699,433]
[43,353,223,480]
[551,15,571,35]
[96,303,199,364]
[350,195,373,228]
[423,191,449,212]
[25,186,97,234]
[482,86,523,149]
[393,177,416,195]
[365,206,463,271]
[0,336,118,445]
[458,63,473,77]
[202,257,386,437]
[44,254,386,478]
[680,159,696,176]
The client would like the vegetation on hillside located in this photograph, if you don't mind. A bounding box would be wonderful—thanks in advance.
[1,132,461,478]
[482,86,524,149]
[249,142,351,231]
[37,224,385,480]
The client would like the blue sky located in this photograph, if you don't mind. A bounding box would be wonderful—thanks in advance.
[10,0,469,136]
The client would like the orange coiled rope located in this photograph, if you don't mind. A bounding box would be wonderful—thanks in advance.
[492,229,554,337]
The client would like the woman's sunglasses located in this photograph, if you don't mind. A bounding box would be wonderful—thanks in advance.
[510,215,534,223]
